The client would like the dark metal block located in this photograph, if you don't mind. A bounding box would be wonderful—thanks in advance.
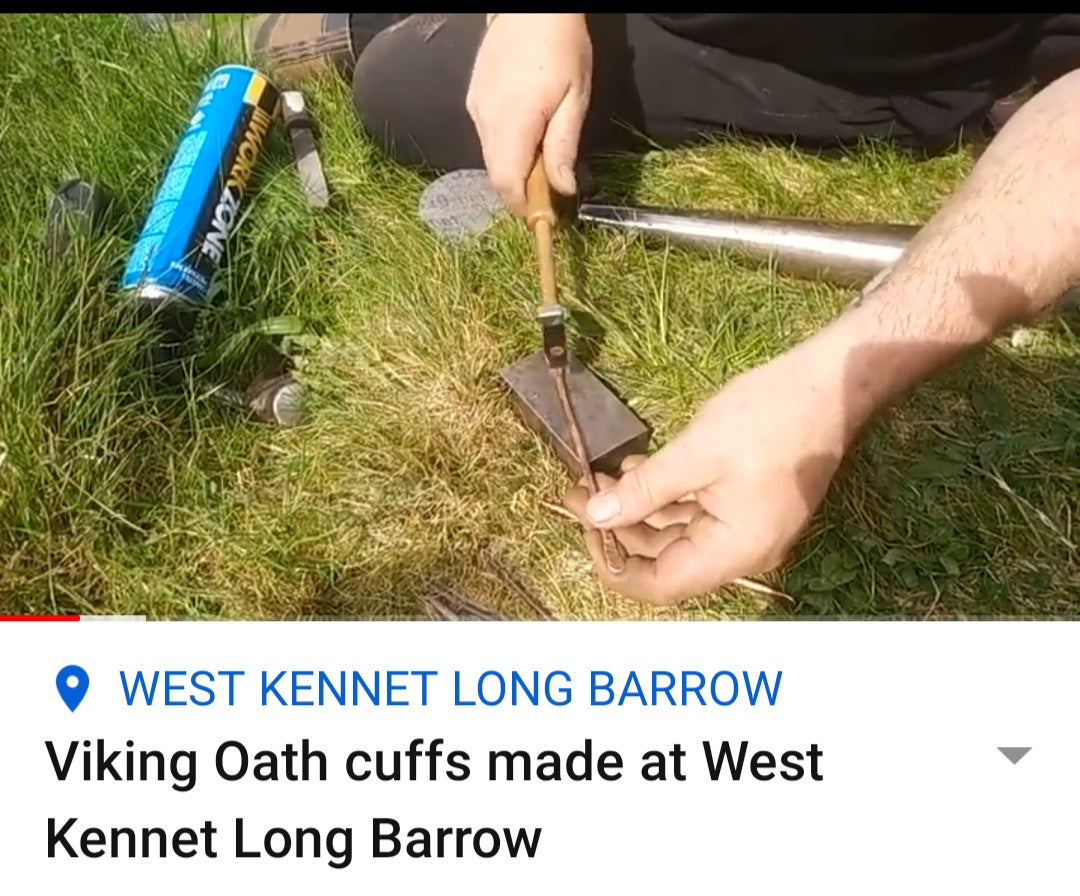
[499,350,651,477]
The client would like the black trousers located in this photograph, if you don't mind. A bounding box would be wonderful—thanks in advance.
[352,13,1080,173]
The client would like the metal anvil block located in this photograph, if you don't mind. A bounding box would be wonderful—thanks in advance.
[499,350,651,477]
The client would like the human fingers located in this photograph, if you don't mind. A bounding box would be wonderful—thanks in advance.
[586,512,750,605]
[617,455,700,526]
[540,85,587,196]
[563,470,700,532]
[474,112,544,217]
[586,437,715,529]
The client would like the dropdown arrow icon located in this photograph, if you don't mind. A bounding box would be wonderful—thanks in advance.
[998,747,1031,765]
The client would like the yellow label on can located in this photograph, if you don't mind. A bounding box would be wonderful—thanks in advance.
[243,72,268,105]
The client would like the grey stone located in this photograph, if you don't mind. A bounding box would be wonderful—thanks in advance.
[418,169,503,243]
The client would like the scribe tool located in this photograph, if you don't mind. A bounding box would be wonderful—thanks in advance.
[281,90,330,209]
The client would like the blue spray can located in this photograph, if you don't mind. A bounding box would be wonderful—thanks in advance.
[121,64,279,311]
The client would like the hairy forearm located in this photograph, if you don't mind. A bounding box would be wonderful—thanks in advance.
[805,69,1080,437]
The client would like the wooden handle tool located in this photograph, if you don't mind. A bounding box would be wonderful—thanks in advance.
[524,156,626,575]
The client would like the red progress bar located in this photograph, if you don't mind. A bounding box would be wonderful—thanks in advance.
[0,615,80,621]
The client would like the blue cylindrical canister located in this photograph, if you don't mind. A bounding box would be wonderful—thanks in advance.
[121,64,279,309]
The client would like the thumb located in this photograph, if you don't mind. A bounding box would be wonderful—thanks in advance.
[586,443,708,529]
[541,88,586,196]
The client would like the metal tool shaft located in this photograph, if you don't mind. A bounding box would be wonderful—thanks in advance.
[578,203,916,289]
[578,203,1080,310]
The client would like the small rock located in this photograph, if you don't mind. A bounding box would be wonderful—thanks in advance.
[1010,328,1038,350]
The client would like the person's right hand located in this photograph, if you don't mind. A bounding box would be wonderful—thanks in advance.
[561,345,858,605]
[466,13,592,216]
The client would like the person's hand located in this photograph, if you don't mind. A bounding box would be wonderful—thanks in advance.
[562,352,856,605]
[466,13,592,215]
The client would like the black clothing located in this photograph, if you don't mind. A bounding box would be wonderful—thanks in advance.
[352,14,1080,174]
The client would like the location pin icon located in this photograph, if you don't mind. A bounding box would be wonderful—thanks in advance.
[56,665,90,712]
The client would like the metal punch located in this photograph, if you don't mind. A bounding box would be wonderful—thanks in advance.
[510,158,628,575]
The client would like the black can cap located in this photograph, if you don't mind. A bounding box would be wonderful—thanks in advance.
[45,178,114,262]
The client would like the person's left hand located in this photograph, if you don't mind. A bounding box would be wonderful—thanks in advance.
[562,350,856,605]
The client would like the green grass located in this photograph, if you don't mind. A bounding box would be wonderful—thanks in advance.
[2,13,1078,620]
